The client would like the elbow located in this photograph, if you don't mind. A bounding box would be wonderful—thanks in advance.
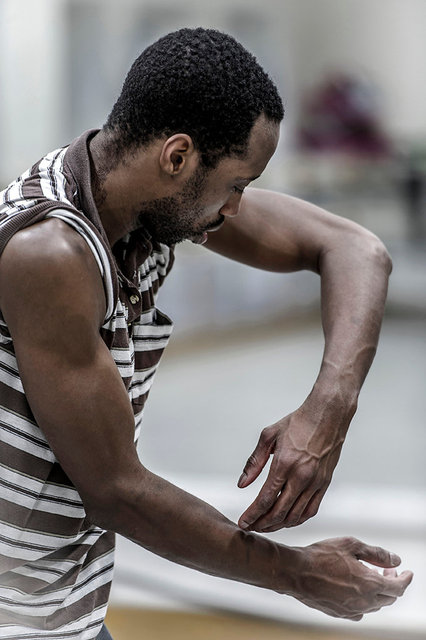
[80,466,147,532]
[81,487,119,530]
[364,231,393,276]
[83,496,115,531]
[336,221,393,276]
[319,226,393,278]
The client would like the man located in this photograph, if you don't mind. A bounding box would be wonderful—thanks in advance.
[0,27,412,640]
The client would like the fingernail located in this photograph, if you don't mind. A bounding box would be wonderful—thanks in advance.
[237,473,247,488]
[391,553,401,566]
[239,520,249,530]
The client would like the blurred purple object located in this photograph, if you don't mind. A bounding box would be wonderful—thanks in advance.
[298,74,390,156]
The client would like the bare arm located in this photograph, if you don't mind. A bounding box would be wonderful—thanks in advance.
[206,188,392,531]
[0,218,410,620]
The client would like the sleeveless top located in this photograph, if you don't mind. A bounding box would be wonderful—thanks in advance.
[0,130,174,638]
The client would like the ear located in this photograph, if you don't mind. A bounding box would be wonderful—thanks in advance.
[159,134,199,177]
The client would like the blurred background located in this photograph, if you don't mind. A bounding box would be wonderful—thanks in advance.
[1,0,425,638]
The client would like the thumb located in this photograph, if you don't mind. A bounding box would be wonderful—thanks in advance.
[238,431,275,488]
[355,542,401,569]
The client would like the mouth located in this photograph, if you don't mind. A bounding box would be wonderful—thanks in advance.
[204,214,225,233]
[191,231,209,245]
[190,215,225,245]
[205,221,224,234]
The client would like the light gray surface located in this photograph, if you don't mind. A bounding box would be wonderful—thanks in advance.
[139,314,426,490]
[111,313,425,636]
[110,227,426,634]
[117,209,426,633]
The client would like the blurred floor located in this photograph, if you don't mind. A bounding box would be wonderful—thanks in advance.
[104,609,390,640]
[109,307,426,638]
[140,312,426,489]
[109,195,426,639]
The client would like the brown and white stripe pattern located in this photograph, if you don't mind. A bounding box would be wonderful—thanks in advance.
[0,131,174,638]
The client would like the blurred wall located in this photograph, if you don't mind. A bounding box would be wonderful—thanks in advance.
[281,0,426,144]
[0,0,425,181]
[0,0,67,180]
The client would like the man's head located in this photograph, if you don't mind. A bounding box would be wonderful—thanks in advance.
[132,113,279,245]
[104,27,284,168]
[94,28,283,246]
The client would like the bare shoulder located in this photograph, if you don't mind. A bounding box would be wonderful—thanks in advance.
[0,217,96,272]
[0,216,106,327]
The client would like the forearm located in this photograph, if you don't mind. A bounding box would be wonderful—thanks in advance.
[87,465,296,592]
[87,469,413,621]
[310,229,392,420]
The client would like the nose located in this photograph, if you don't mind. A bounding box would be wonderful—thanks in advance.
[219,192,242,218]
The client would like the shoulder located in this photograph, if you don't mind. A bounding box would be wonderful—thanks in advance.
[0,216,106,326]
[2,216,93,266]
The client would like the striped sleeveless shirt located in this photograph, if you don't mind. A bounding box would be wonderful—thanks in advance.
[0,130,174,638]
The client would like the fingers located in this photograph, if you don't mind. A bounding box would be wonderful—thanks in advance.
[340,593,398,620]
[284,485,329,528]
[355,540,402,568]
[252,484,318,532]
[362,590,406,614]
[237,416,340,531]
[296,487,328,525]
[237,427,276,489]
[379,570,414,597]
[237,470,284,530]
[251,488,298,532]
[374,594,398,608]
[353,540,414,598]
[244,476,329,532]
[293,537,412,621]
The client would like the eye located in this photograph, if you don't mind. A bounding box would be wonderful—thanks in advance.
[232,186,245,194]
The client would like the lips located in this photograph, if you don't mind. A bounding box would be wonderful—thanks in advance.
[191,231,208,245]
[204,214,225,233]
[190,215,225,245]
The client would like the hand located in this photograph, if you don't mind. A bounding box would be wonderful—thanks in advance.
[238,400,350,532]
[282,537,413,620]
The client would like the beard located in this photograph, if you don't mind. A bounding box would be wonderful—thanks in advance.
[136,166,223,246]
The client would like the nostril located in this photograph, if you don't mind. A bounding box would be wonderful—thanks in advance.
[221,203,240,218]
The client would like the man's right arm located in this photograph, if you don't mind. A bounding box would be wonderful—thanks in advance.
[0,218,412,621]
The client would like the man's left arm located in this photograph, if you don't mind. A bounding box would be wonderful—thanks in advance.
[205,187,392,533]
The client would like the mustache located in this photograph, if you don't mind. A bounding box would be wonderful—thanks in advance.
[204,214,225,232]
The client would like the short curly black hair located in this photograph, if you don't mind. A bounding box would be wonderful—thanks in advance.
[105,27,284,167]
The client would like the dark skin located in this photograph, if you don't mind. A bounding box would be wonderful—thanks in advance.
[207,187,392,532]
[0,115,413,620]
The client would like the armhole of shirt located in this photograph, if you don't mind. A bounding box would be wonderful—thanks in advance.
[45,209,115,324]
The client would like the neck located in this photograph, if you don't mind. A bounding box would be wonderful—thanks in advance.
[88,131,161,247]
[88,132,123,246]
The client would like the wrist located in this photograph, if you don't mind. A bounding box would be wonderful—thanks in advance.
[297,386,356,442]
[240,534,302,595]
[272,544,306,596]
[308,373,359,425]
[312,346,371,410]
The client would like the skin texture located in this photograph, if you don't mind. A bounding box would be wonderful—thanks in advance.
[89,115,278,247]
[205,188,394,532]
[0,115,413,620]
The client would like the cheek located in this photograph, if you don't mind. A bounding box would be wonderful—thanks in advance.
[201,193,229,216]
